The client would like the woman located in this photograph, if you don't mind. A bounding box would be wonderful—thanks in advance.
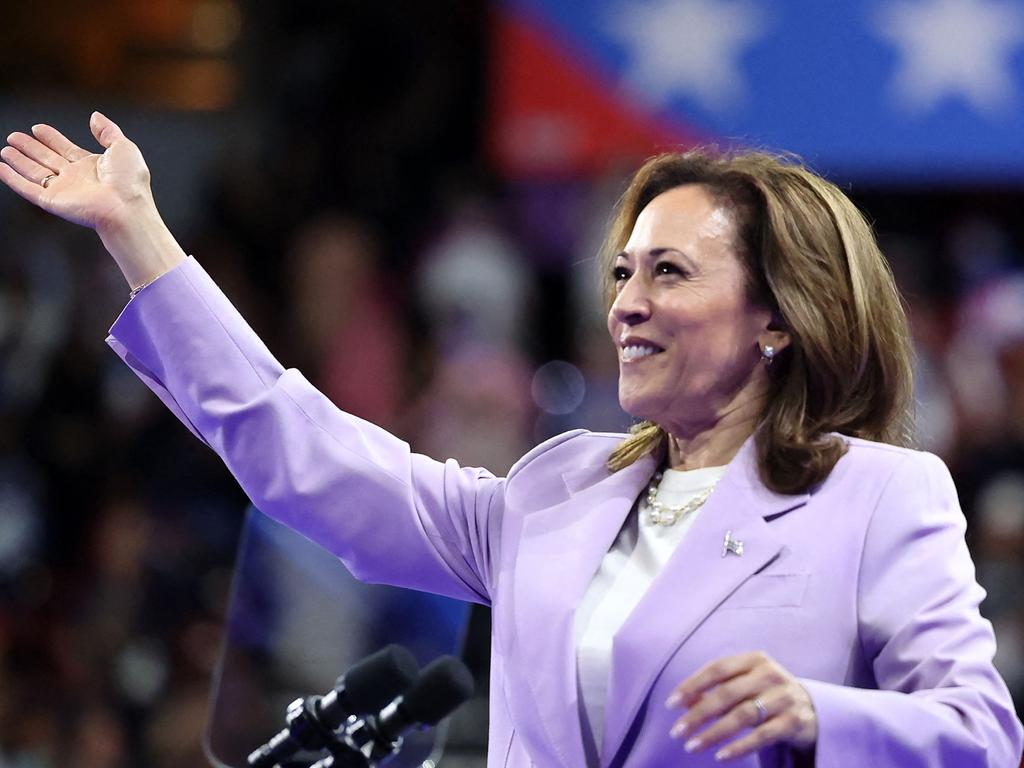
[1,113,1021,767]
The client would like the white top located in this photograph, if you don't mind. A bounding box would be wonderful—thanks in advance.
[573,464,726,765]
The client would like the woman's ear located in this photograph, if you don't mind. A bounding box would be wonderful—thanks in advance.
[761,311,791,354]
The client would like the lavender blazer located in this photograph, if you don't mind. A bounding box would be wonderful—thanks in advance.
[107,257,1023,767]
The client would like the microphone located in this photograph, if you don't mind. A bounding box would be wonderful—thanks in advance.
[319,645,419,730]
[336,655,474,766]
[247,645,419,768]
[376,656,475,742]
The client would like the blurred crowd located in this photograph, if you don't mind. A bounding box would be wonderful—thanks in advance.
[2,149,1024,766]
[0,3,1023,767]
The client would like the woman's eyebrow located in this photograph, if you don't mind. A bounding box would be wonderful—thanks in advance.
[615,247,689,261]
[647,247,688,260]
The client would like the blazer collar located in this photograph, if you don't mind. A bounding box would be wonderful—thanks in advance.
[561,432,806,519]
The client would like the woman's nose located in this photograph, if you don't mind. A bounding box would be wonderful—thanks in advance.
[610,278,651,326]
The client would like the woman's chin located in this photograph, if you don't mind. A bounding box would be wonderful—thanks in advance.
[618,394,662,424]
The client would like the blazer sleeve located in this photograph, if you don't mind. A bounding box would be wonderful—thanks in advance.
[105,256,502,605]
[800,450,1023,767]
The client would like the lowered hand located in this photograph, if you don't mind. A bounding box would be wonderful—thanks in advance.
[665,651,818,762]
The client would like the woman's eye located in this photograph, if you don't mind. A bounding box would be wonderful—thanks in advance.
[612,266,631,282]
[655,261,683,276]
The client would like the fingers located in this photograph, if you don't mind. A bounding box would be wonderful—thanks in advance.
[3,114,119,178]
[713,696,817,761]
[90,110,125,149]
[30,123,91,163]
[8,130,69,173]
[668,667,771,740]
[712,708,793,762]
[679,686,791,757]
[0,161,47,206]
[667,651,765,709]
[0,145,58,186]
[665,652,819,760]
[2,119,96,204]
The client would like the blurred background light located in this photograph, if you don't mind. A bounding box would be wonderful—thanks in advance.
[531,359,586,415]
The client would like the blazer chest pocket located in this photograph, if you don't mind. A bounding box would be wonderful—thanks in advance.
[721,572,809,609]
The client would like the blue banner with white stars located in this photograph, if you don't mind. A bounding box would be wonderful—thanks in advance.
[496,0,1024,181]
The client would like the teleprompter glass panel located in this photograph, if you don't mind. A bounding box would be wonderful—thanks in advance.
[204,507,470,768]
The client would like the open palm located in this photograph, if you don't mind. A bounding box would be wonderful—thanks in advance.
[0,111,154,234]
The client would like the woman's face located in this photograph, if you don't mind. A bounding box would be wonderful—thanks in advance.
[607,184,772,431]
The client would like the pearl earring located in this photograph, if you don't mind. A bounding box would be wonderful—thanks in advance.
[761,344,776,365]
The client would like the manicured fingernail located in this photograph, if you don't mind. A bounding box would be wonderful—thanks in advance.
[669,721,688,738]
[684,737,701,753]
[665,692,682,709]
[715,747,731,761]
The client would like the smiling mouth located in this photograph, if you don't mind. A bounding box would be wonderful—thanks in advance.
[621,344,663,362]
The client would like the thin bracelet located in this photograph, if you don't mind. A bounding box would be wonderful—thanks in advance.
[128,277,157,300]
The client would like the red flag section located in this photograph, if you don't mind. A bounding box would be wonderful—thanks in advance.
[487,7,705,179]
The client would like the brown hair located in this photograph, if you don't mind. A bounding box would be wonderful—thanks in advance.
[603,149,915,494]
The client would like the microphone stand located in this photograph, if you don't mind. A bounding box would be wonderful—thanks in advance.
[308,713,403,768]
[248,653,473,768]
[253,696,370,768]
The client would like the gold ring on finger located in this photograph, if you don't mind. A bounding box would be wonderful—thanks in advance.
[41,173,58,188]
[752,697,769,725]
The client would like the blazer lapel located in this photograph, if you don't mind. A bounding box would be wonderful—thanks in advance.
[508,454,656,766]
[600,439,809,765]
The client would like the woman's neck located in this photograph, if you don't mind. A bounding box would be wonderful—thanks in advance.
[662,395,763,471]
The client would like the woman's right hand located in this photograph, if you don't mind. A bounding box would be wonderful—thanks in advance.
[0,111,186,291]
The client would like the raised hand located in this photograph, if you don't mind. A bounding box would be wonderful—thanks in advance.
[0,112,186,291]
[1,112,153,233]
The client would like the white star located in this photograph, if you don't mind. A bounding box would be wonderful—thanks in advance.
[873,0,1024,116]
[606,0,768,113]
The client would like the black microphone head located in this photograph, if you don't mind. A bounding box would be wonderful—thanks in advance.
[343,645,420,713]
[399,656,474,726]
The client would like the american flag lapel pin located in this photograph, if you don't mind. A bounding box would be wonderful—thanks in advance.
[722,530,744,557]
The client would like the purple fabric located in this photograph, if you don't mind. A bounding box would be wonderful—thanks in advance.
[107,257,1023,767]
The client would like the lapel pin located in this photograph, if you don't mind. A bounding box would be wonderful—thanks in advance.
[722,530,744,558]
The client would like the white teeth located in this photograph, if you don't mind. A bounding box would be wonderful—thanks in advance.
[622,345,660,361]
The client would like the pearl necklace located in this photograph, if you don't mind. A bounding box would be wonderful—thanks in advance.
[644,471,718,526]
